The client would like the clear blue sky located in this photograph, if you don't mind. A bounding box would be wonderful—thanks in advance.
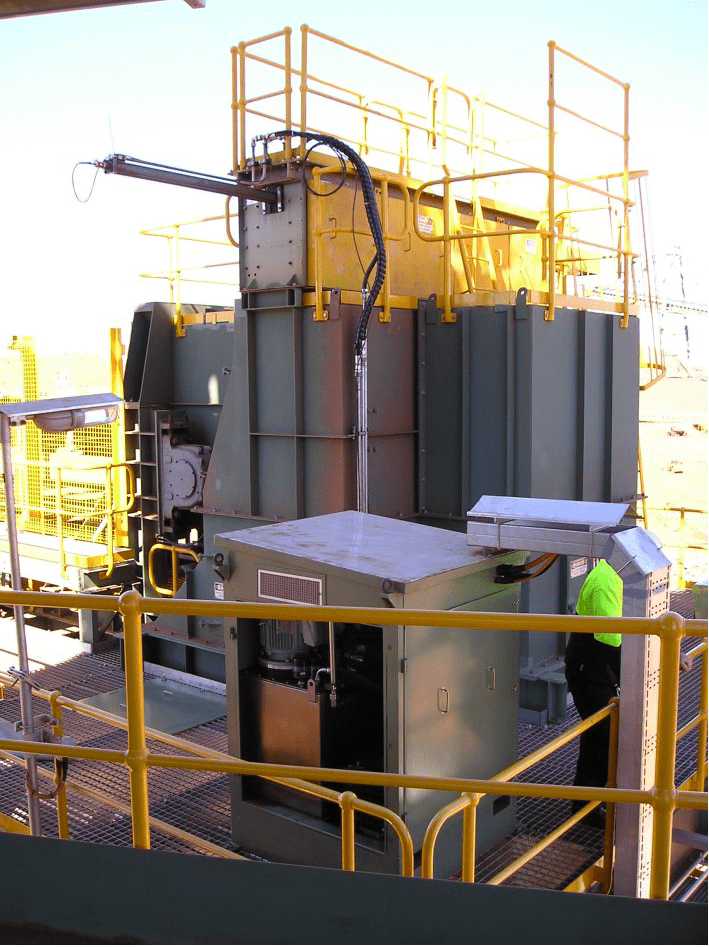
[0,0,706,352]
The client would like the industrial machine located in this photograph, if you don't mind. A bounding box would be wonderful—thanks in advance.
[217,510,526,876]
[98,29,649,869]
[115,28,642,702]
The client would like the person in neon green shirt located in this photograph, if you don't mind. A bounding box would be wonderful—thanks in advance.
[564,559,622,822]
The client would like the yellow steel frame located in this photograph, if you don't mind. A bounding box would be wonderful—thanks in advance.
[228,26,637,329]
[1,459,135,579]
[0,588,705,899]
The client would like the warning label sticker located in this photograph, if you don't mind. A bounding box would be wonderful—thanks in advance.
[417,214,434,235]
[570,558,588,579]
[214,582,224,600]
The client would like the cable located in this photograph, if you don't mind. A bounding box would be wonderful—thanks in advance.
[258,130,385,354]
[72,161,100,203]
[303,142,347,197]
[495,553,559,584]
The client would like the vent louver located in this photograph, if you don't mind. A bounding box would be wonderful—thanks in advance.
[257,569,323,605]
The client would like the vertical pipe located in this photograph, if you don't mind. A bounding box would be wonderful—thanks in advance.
[120,589,151,850]
[638,443,648,530]
[649,616,682,900]
[441,74,448,171]
[600,697,620,893]
[230,46,238,173]
[442,176,453,322]
[621,82,630,329]
[355,343,368,513]
[547,41,556,322]
[678,509,686,587]
[339,791,356,871]
[461,794,478,883]
[238,43,246,172]
[284,28,292,162]
[49,692,69,840]
[103,465,115,580]
[300,26,308,160]
[328,621,337,701]
[0,413,42,835]
[171,548,179,597]
[55,466,65,578]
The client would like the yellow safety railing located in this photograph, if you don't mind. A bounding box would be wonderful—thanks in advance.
[421,698,619,890]
[147,541,200,597]
[140,212,239,338]
[642,506,708,588]
[677,639,708,794]
[0,459,135,580]
[0,588,705,899]
[228,27,638,329]
[310,163,413,323]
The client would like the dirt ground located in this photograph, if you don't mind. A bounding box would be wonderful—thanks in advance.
[638,357,708,587]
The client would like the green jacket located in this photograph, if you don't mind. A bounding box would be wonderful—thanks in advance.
[576,559,623,646]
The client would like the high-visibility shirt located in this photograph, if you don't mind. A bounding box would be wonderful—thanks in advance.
[576,559,623,647]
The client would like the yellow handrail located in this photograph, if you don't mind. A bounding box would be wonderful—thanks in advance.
[0,588,705,898]
[147,542,200,597]
[421,700,619,885]
[1,458,135,580]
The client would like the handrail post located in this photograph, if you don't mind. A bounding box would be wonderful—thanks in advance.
[284,28,292,161]
[238,43,246,171]
[339,790,357,871]
[230,45,238,173]
[54,466,66,578]
[300,26,308,160]
[621,81,630,329]
[546,41,556,321]
[649,614,683,899]
[598,697,619,892]
[441,176,455,323]
[49,690,69,840]
[119,589,151,850]
[679,508,686,587]
[461,792,479,882]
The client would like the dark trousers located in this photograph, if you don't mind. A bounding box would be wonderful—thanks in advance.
[565,673,617,789]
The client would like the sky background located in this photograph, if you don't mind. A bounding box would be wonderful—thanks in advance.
[0,0,706,355]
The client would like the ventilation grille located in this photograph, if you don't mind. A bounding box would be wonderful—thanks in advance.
[257,569,323,605]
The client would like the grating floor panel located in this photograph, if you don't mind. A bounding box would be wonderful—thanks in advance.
[0,626,705,899]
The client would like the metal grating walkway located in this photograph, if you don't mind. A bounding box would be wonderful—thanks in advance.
[0,617,705,898]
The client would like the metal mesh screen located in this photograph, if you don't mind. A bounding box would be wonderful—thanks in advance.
[0,337,124,550]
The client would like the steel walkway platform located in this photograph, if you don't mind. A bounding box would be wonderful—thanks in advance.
[0,595,705,900]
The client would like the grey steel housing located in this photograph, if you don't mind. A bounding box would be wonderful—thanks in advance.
[216,511,527,876]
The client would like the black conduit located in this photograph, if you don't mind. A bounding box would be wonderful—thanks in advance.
[259,131,386,355]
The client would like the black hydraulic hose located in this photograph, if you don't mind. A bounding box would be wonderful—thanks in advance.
[262,131,386,355]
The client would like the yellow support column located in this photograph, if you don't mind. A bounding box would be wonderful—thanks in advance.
[120,589,151,850]
[649,614,683,900]
[461,793,479,883]
[339,791,357,871]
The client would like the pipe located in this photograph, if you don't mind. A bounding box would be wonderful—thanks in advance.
[355,342,368,513]
[328,621,337,707]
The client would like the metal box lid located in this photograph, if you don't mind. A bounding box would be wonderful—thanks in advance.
[216,511,495,589]
[467,495,630,557]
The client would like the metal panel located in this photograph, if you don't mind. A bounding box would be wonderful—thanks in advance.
[402,587,520,858]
